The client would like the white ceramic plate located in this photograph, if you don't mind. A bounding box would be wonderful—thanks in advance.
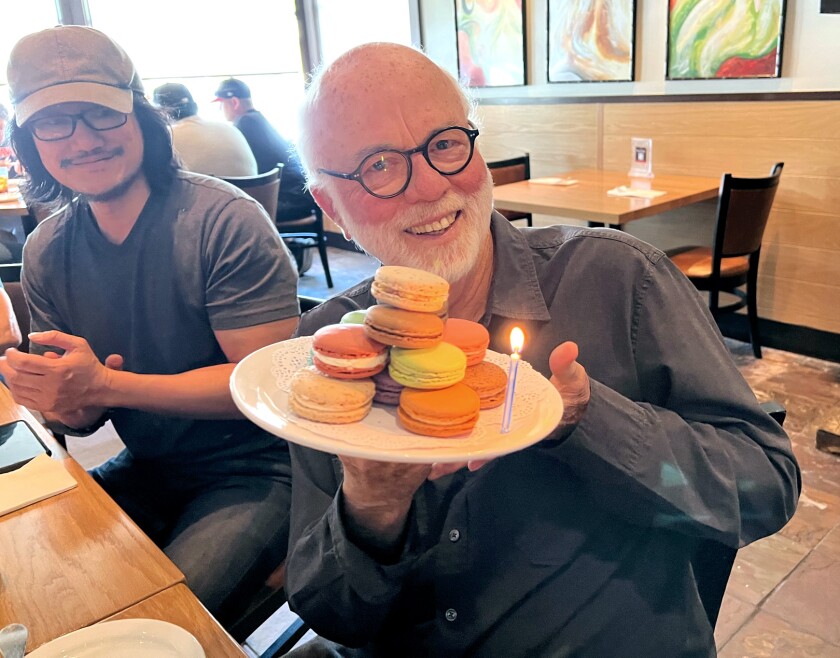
[27,619,205,657]
[230,337,563,463]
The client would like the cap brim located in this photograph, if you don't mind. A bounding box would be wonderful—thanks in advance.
[15,82,134,126]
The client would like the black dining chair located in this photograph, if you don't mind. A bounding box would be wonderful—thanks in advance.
[220,165,283,220]
[275,188,334,289]
[668,163,783,358]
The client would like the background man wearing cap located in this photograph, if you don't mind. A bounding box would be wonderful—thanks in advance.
[214,78,314,221]
[153,82,257,177]
[0,25,300,626]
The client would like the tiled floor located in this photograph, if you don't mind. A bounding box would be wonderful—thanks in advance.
[64,246,840,657]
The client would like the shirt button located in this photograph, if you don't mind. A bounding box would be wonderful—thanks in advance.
[445,608,457,622]
[448,529,460,542]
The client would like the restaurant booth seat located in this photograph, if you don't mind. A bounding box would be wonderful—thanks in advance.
[487,154,533,227]
[668,163,784,359]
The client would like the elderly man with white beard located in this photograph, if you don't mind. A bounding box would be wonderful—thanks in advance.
[282,43,799,657]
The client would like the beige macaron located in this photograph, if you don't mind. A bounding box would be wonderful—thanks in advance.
[289,366,375,424]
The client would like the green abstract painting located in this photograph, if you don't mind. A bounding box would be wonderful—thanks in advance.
[456,0,526,87]
[667,0,786,80]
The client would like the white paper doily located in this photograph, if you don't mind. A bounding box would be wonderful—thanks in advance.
[231,336,563,463]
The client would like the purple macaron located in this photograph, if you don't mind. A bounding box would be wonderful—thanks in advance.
[372,368,404,406]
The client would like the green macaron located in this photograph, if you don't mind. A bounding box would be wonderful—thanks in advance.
[389,342,467,390]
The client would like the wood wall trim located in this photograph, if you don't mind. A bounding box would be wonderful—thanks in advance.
[478,91,840,106]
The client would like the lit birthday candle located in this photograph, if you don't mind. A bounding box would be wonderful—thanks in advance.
[500,327,525,434]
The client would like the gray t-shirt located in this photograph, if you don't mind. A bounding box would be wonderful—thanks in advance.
[22,171,299,463]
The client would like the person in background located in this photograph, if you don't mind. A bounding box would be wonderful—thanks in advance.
[0,103,23,178]
[0,103,25,267]
[0,25,299,627]
[152,82,257,177]
[214,78,313,220]
[281,43,800,657]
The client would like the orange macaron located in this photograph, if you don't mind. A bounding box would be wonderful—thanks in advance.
[442,318,490,366]
[397,383,480,437]
[462,361,507,409]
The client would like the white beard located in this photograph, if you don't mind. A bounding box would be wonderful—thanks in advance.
[332,171,494,284]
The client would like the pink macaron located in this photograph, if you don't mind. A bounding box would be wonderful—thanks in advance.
[312,324,388,379]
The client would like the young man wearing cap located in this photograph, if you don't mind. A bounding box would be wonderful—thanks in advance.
[214,78,314,220]
[0,26,300,626]
[153,82,257,177]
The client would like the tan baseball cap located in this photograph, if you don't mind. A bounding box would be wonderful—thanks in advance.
[7,26,144,127]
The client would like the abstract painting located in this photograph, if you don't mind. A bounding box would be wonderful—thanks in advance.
[548,0,636,82]
[455,0,526,87]
[667,0,786,79]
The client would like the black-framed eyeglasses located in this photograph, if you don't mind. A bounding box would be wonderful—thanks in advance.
[318,125,480,199]
[28,107,129,142]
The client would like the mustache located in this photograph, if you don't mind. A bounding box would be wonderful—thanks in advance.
[60,147,125,168]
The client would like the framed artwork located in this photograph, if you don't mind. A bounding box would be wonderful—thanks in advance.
[547,0,636,83]
[667,0,787,80]
[455,0,527,87]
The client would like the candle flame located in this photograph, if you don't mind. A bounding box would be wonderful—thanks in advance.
[510,327,525,354]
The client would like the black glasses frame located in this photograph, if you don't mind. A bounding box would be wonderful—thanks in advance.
[318,125,480,199]
[29,110,129,142]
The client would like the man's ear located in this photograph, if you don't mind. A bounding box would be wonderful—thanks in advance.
[311,187,352,241]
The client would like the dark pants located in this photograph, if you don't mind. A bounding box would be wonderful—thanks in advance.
[91,447,292,626]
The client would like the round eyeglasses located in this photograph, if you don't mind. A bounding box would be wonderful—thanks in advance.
[28,107,129,142]
[318,125,480,199]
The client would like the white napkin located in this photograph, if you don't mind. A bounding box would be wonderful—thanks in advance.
[607,186,666,199]
[529,177,578,186]
[0,455,76,517]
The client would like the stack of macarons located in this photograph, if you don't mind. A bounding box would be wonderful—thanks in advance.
[288,323,387,424]
[288,265,508,436]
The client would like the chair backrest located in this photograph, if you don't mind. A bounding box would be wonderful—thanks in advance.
[220,165,283,220]
[713,163,783,262]
[487,154,531,223]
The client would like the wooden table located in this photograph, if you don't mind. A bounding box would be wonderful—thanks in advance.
[492,168,721,226]
[0,182,28,218]
[106,584,246,656]
[0,386,184,650]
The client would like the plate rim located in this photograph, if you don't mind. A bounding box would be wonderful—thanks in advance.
[231,338,563,463]
[26,618,205,657]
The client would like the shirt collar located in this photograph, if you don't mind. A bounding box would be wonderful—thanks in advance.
[483,212,551,323]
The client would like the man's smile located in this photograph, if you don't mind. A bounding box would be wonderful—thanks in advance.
[405,210,461,236]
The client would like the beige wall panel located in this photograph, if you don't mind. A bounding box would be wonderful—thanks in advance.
[477,105,599,173]
[604,102,840,140]
[764,210,840,251]
[759,243,840,289]
[602,136,839,179]
[756,277,840,334]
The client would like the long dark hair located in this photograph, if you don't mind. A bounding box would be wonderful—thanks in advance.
[9,92,179,208]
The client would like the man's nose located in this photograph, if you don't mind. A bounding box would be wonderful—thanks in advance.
[402,154,449,204]
[69,120,107,150]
